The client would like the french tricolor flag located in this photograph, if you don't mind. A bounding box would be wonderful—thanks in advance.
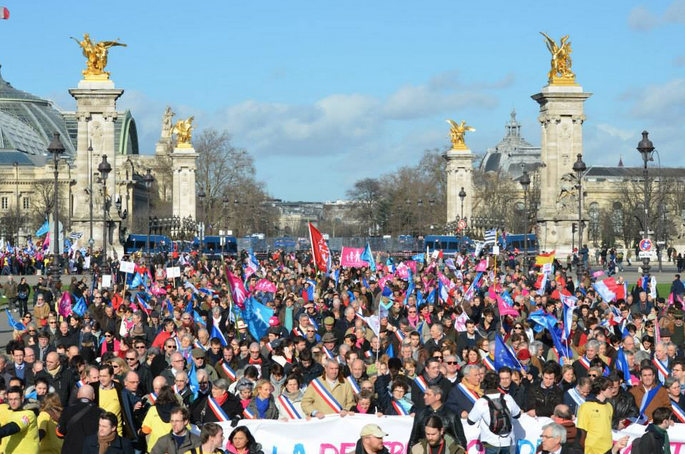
[0,7,8,20]
[593,278,616,302]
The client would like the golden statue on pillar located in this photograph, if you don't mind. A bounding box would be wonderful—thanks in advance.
[540,33,576,85]
[71,34,127,80]
[172,116,195,148]
[446,119,475,150]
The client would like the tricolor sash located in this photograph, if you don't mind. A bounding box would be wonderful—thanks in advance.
[278,395,303,420]
[457,383,480,404]
[243,407,256,419]
[639,385,662,421]
[567,387,585,410]
[394,331,406,343]
[76,380,85,388]
[207,396,230,422]
[671,400,685,423]
[293,327,304,337]
[652,358,670,382]
[483,356,495,371]
[173,385,182,395]
[391,400,410,416]
[578,356,591,370]
[219,361,237,381]
[346,376,361,395]
[310,378,343,413]
[194,340,206,351]
[364,350,372,359]
[148,392,157,405]
[414,376,427,393]
[323,346,335,360]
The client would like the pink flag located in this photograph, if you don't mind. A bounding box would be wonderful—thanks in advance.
[225,267,247,309]
[454,311,471,332]
[406,261,417,275]
[378,274,393,290]
[255,279,277,293]
[340,247,367,268]
[58,292,72,318]
[592,270,605,278]
[497,296,519,317]
[476,260,488,272]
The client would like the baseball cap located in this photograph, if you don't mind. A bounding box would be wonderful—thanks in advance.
[360,424,388,438]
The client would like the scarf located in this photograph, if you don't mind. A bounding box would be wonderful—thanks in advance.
[98,431,116,454]
[255,396,270,418]
[650,424,671,454]
[460,378,483,397]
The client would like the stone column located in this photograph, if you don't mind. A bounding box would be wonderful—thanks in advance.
[171,146,198,221]
[69,79,124,256]
[444,147,475,223]
[531,84,591,254]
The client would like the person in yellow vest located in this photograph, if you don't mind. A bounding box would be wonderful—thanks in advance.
[140,386,178,450]
[301,360,355,417]
[0,386,40,454]
[37,392,63,454]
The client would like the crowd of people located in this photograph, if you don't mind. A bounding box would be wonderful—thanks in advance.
[0,243,683,454]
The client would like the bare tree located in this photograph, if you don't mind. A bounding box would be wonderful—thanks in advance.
[346,178,382,235]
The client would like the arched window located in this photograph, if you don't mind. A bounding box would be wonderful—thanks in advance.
[589,202,600,245]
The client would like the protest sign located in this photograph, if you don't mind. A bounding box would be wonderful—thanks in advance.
[341,247,368,268]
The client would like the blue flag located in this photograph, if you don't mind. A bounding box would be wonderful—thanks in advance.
[494,335,520,370]
[306,279,316,301]
[502,291,514,307]
[193,310,206,327]
[550,326,573,362]
[412,253,425,263]
[211,324,228,346]
[615,347,632,383]
[360,243,376,272]
[240,296,274,341]
[5,309,25,331]
[35,220,49,237]
[386,343,394,358]
[130,272,144,288]
[72,296,87,317]
[528,309,558,333]
[188,360,199,394]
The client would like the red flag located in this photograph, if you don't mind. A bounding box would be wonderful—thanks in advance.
[1,8,9,20]
[308,222,330,273]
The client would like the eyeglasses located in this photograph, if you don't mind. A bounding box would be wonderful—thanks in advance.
[165,345,176,349]
[445,361,458,365]
[49,321,57,325]
[105,334,113,338]
[126,357,137,361]
[198,381,209,385]
[588,374,598,378]
[135,345,146,350]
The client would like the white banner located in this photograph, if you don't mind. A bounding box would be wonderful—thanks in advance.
[218,414,685,454]
[219,414,548,454]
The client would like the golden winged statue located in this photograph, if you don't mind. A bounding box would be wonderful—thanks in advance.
[71,34,127,79]
[446,119,475,150]
[172,116,195,148]
[540,32,575,85]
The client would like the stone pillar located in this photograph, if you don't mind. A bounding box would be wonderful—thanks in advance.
[531,84,591,254]
[444,147,475,223]
[171,146,198,221]
[69,79,124,257]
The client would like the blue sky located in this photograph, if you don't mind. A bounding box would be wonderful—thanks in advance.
[1,1,684,201]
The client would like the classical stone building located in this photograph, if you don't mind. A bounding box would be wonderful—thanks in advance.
[0,55,197,257]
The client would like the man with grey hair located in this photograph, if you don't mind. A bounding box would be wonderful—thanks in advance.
[446,364,482,418]
[573,339,600,380]
[190,378,242,425]
[653,341,670,383]
[539,423,576,454]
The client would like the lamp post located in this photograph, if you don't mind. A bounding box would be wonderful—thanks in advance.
[573,154,587,280]
[197,188,206,253]
[98,155,112,273]
[459,187,466,219]
[144,169,154,259]
[637,131,655,279]
[13,161,19,247]
[519,170,531,262]
[47,134,65,277]
[88,144,94,253]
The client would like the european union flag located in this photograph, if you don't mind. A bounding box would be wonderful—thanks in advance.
[550,326,573,361]
[240,296,274,341]
[494,335,520,370]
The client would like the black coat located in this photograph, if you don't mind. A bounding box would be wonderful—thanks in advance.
[630,424,667,454]
[6,362,35,386]
[526,383,564,417]
[57,398,103,454]
[408,404,467,449]
[411,372,453,410]
[190,391,243,425]
[93,383,136,440]
[609,389,639,429]
[42,365,76,407]
[81,433,133,454]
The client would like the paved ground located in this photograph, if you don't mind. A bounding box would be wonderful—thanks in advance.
[0,261,680,350]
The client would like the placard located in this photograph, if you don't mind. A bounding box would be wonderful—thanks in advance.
[101,275,112,288]
[119,260,135,274]
[166,266,181,278]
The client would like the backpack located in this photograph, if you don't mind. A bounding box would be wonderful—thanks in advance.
[482,395,512,435]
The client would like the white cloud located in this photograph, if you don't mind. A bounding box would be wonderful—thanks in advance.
[628,0,685,30]
[596,124,634,141]
[625,78,685,120]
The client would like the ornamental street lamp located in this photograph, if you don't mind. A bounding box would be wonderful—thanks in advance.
[637,131,655,279]
[519,170,531,261]
[459,187,466,219]
[98,155,112,273]
[197,188,206,253]
[573,154,587,280]
[47,134,65,277]
[144,169,154,259]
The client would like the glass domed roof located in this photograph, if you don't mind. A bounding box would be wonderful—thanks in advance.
[0,64,76,157]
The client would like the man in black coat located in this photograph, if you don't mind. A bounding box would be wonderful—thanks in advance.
[81,411,133,454]
[190,378,242,425]
[410,357,453,410]
[42,352,76,407]
[526,366,564,417]
[408,384,467,449]
[56,385,103,454]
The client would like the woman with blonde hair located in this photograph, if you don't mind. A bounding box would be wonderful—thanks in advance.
[245,379,279,419]
[38,392,63,454]
[109,356,130,382]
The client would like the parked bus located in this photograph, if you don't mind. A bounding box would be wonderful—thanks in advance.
[423,235,474,256]
[124,234,171,255]
[503,233,538,255]
[193,236,238,257]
